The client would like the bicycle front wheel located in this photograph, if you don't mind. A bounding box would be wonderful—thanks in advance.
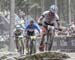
[30,40,36,54]
[48,30,55,51]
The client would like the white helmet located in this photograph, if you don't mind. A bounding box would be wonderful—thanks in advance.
[50,5,58,13]
[16,24,23,30]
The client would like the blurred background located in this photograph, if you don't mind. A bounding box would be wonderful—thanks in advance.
[0,0,75,52]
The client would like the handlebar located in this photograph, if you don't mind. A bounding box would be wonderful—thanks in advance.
[55,28,62,31]
[38,23,42,26]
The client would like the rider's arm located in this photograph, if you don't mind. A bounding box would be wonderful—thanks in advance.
[38,15,44,24]
[39,15,44,21]
[38,11,48,23]
[25,25,30,31]
[55,13,61,28]
[56,20,60,27]
[56,19,63,31]
[38,11,49,23]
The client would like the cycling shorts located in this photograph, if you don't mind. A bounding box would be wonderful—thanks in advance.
[42,22,54,32]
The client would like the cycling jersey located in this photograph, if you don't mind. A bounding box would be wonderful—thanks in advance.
[25,24,40,36]
[40,10,59,25]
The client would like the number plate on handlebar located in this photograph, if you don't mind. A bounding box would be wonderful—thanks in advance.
[28,29,34,32]
[30,36,36,40]
[19,35,23,38]
[48,25,54,30]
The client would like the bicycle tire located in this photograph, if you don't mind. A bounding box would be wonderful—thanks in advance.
[46,29,55,51]
[30,40,33,54]
[33,40,36,53]
[46,30,49,51]
[48,35,53,51]
[17,38,24,55]
[20,39,24,55]
[48,30,55,51]
[17,37,21,53]
[30,40,36,54]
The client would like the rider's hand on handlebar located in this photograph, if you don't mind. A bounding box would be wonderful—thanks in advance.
[38,23,42,26]
[38,20,42,25]
[38,21,42,26]
[58,28,62,31]
[55,27,62,31]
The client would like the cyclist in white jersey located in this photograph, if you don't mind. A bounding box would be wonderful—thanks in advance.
[38,5,61,51]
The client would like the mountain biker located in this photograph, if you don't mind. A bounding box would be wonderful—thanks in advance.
[14,24,24,53]
[38,5,61,51]
[25,20,40,52]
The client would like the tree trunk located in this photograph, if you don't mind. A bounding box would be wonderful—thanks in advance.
[9,0,16,51]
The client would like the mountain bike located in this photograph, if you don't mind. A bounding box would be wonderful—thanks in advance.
[15,30,24,55]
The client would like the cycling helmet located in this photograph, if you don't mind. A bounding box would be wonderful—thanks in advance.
[30,20,34,23]
[50,5,58,13]
[16,24,20,28]
[16,24,23,30]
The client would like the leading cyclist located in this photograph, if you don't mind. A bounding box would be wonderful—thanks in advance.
[38,5,61,51]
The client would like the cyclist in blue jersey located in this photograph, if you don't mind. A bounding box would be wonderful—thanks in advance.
[25,20,40,51]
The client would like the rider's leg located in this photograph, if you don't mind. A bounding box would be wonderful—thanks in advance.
[39,26,46,51]
[39,33,45,51]
[40,32,45,45]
